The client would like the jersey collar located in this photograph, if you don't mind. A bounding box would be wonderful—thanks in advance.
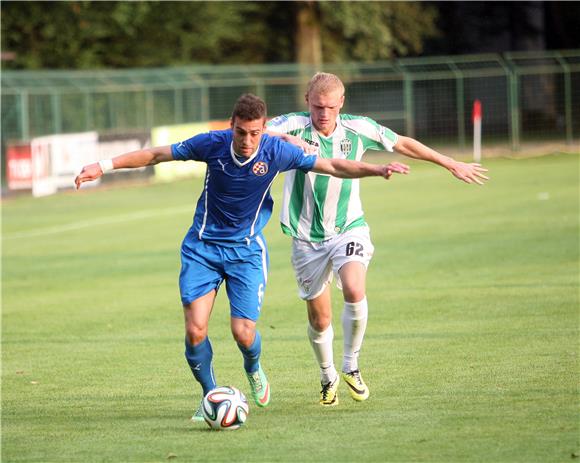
[230,142,260,167]
[310,115,344,140]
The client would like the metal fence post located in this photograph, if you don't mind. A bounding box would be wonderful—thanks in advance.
[201,85,210,122]
[174,87,184,124]
[508,71,520,151]
[456,77,466,151]
[556,54,574,144]
[449,62,466,151]
[51,92,62,134]
[255,79,265,99]
[20,91,29,141]
[84,91,93,131]
[403,76,414,138]
[145,89,154,128]
[107,92,116,131]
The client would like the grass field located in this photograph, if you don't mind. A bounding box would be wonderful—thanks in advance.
[2,153,578,462]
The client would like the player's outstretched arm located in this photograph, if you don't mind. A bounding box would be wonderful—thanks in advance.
[394,135,489,185]
[312,158,410,179]
[74,146,173,189]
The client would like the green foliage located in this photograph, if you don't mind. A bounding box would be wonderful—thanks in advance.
[1,1,438,69]
[1,1,288,68]
[318,2,439,61]
[2,154,578,461]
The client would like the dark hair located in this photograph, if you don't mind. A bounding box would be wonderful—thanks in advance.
[231,93,267,122]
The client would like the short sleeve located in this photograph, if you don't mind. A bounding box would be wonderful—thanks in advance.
[266,113,310,135]
[377,124,398,151]
[276,140,317,173]
[171,133,212,162]
[341,115,398,152]
[266,114,291,134]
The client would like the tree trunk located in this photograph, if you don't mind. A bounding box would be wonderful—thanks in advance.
[295,1,322,65]
[294,2,322,106]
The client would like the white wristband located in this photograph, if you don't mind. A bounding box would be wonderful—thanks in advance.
[98,159,114,174]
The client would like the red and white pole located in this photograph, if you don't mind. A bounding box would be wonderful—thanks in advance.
[472,99,482,162]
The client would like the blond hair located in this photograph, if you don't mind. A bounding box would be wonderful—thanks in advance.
[305,72,345,98]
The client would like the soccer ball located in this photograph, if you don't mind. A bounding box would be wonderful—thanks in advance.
[202,386,249,430]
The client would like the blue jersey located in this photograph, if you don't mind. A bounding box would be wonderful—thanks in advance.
[172,130,317,245]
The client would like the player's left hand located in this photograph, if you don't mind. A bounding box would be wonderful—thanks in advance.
[282,133,318,154]
[382,162,410,179]
[449,162,489,185]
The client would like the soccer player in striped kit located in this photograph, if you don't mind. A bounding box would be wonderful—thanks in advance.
[268,73,488,406]
[75,93,409,421]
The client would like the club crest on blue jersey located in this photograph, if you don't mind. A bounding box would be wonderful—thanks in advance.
[252,161,269,176]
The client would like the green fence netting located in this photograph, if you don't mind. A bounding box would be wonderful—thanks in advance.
[2,50,579,152]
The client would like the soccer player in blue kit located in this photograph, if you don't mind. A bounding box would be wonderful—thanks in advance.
[75,94,409,421]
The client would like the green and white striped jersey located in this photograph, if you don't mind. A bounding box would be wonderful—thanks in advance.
[267,112,398,242]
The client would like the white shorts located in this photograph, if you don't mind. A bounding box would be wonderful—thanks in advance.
[291,226,374,300]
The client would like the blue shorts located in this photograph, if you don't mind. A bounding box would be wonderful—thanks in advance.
[179,233,269,321]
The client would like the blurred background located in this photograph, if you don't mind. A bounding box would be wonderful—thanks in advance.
[2,1,579,196]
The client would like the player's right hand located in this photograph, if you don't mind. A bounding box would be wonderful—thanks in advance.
[74,163,103,189]
[383,162,410,179]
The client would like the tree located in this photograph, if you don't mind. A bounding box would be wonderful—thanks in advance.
[294,2,323,66]
[1,1,439,70]
[1,2,288,68]
[316,2,439,62]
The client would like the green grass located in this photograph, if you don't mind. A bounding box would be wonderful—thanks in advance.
[2,153,579,462]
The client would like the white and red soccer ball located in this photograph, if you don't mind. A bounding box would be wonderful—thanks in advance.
[202,386,249,430]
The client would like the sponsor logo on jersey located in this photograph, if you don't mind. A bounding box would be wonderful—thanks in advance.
[380,125,395,143]
[252,161,269,176]
[340,138,352,156]
[304,139,320,155]
[268,115,287,127]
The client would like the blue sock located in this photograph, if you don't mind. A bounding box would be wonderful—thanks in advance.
[184,336,216,396]
[237,330,261,374]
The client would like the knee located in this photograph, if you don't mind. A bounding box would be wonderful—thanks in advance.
[309,312,331,332]
[231,325,255,347]
[185,324,208,346]
[342,284,366,303]
[339,263,366,302]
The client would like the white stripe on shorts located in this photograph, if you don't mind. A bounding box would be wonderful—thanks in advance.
[255,235,268,284]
